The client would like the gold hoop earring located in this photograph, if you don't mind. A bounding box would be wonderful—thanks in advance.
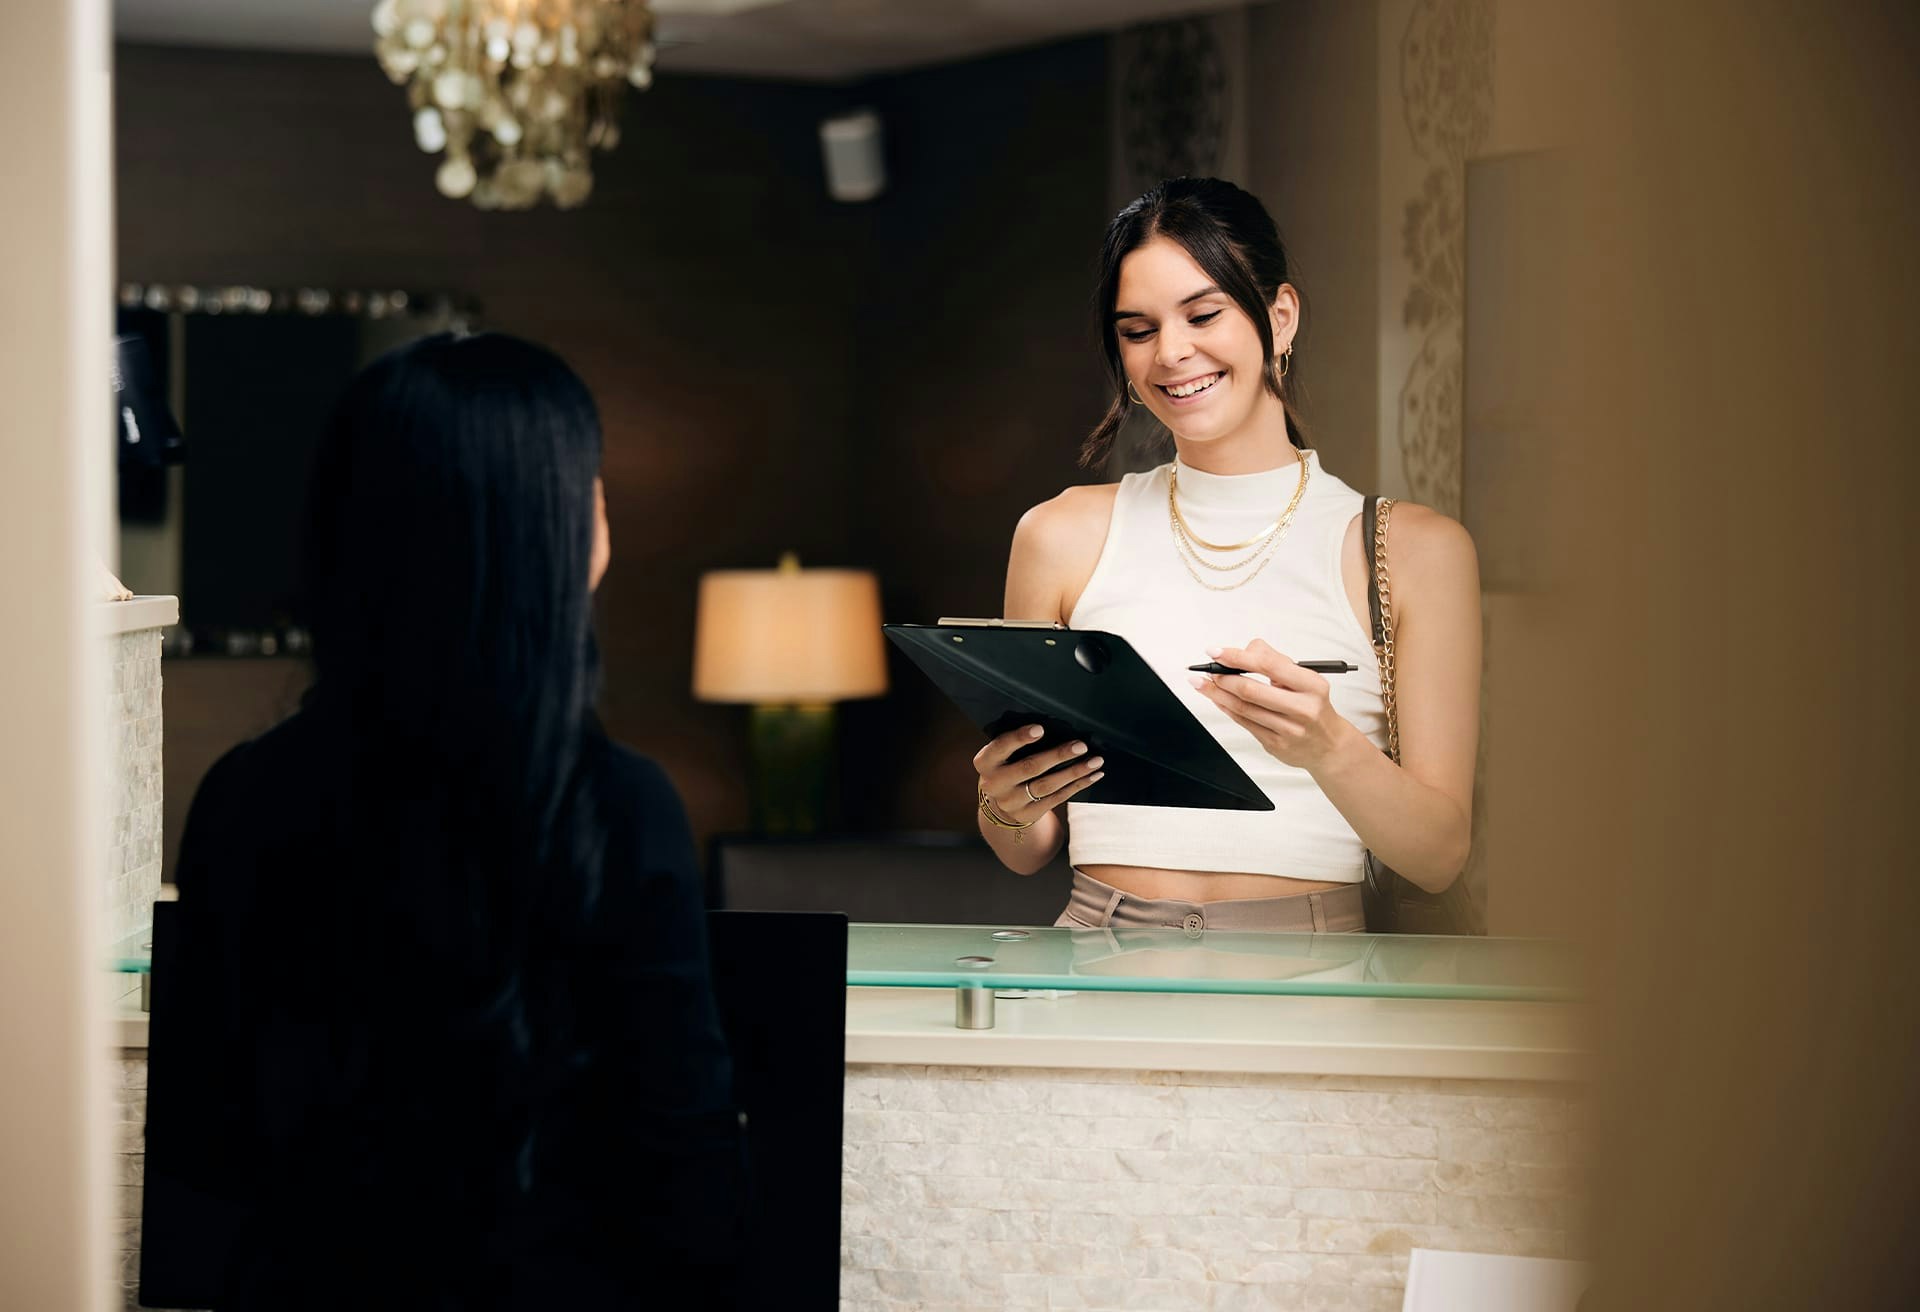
[1276,344,1293,380]
[1127,380,1146,405]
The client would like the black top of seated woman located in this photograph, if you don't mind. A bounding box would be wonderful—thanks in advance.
[166,707,745,1310]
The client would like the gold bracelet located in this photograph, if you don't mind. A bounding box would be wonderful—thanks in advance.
[977,780,1034,837]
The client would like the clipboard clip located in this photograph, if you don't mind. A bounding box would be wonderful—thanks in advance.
[935,617,1067,630]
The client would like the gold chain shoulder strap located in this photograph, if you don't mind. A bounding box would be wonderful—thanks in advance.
[1372,497,1400,765]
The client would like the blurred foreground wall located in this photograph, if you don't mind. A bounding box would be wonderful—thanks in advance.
[1523,1,1920,1304]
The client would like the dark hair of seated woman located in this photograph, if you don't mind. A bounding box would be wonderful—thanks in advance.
[167,332,745,1310]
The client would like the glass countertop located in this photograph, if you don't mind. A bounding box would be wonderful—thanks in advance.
[845,924,1578,1002]
[109,921,1578,1002]
[109,924,156,975]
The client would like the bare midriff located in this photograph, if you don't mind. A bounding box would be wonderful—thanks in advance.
[1078,864,1351,903]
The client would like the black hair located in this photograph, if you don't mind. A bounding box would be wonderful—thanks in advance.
[296,331,607,1194]
[1082,177,1306,467]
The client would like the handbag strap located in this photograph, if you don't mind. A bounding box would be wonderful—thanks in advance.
[1361,495,1400,764]
[1360,496,1481,934]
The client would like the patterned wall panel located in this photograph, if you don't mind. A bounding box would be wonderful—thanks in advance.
[1390,0,1495,516]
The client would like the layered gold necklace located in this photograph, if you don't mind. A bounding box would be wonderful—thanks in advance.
[1167,453,1312,591]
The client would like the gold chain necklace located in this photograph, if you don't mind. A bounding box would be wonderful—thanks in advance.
[1171,504,1282,571]
[1166,454,1312,591]
[1170,492,1278,551]
[1172,515,1285,590]
[1176,510,1281,552]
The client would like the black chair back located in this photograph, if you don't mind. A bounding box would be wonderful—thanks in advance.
[705,909,848,1311]
[711,830,1066,925]
[138,905,849,1310]
[139,898,236,1308]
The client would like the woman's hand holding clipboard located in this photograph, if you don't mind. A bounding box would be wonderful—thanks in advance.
[882,622,1275,812]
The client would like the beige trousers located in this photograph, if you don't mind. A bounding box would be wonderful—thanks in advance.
[1056,868,1366,934]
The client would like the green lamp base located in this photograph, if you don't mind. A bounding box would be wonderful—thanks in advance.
[749,703,837,835]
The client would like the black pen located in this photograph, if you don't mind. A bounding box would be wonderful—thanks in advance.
[1188,660,1359,676]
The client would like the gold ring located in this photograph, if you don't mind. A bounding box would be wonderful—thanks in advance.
[1024,782,1041,805]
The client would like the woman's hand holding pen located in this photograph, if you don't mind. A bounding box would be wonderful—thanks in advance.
[1188,639,1357,772]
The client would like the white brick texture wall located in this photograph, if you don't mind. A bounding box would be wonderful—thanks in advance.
[841,1064,1587,1311]
[106,629,164,950]
[114,1058,1587,1312]
[114,1053,149,1312]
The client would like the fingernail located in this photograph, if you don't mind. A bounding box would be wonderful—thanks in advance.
[1188,673,1210,690]
[1086,756,1104,770]
[1070,741,1088,755]
[1089,771,1105,781]
[1205,646,1222,658]
[1028,725,1044,738]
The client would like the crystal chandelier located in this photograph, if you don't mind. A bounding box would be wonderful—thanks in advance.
[372,1,657,211]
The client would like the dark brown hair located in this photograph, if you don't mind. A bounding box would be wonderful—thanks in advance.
[1082,177,1305,467]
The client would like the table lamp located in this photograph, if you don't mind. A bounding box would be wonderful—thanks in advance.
[693,553,887,833]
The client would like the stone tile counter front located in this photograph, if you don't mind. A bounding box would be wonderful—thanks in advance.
[111,925,1585,1311]
[98,596,177,956]
[837,987,1587,1312]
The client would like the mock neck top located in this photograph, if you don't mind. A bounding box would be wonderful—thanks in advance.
[1067,450,1384,882]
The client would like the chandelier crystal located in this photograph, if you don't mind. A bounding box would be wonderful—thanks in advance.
[372,0,657,211]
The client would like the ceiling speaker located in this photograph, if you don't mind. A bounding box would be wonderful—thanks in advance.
[819,109,885,203]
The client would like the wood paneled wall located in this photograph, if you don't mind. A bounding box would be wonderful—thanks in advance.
[115,37,1111,855]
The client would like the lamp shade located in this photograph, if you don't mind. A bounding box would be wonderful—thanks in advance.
[693,558,887,704]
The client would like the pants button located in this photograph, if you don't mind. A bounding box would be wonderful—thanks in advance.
[1181,911,1205,937]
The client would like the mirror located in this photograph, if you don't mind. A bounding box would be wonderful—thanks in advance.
[112,0,1536,938]
[113,285,472,655]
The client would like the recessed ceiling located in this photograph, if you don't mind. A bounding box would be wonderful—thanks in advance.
[113,0,1246,83]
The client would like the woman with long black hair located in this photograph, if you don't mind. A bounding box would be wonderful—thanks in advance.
[972,178,1482,933]
[168,333,744,1308]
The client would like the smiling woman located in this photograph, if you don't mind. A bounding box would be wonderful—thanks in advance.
[969,177,1484,933]
[1089,179,1307,460]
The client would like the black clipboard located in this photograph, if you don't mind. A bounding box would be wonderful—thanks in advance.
[884,620,1274,811]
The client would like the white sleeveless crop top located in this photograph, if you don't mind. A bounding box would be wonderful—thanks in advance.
[1067,450,1385,882]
